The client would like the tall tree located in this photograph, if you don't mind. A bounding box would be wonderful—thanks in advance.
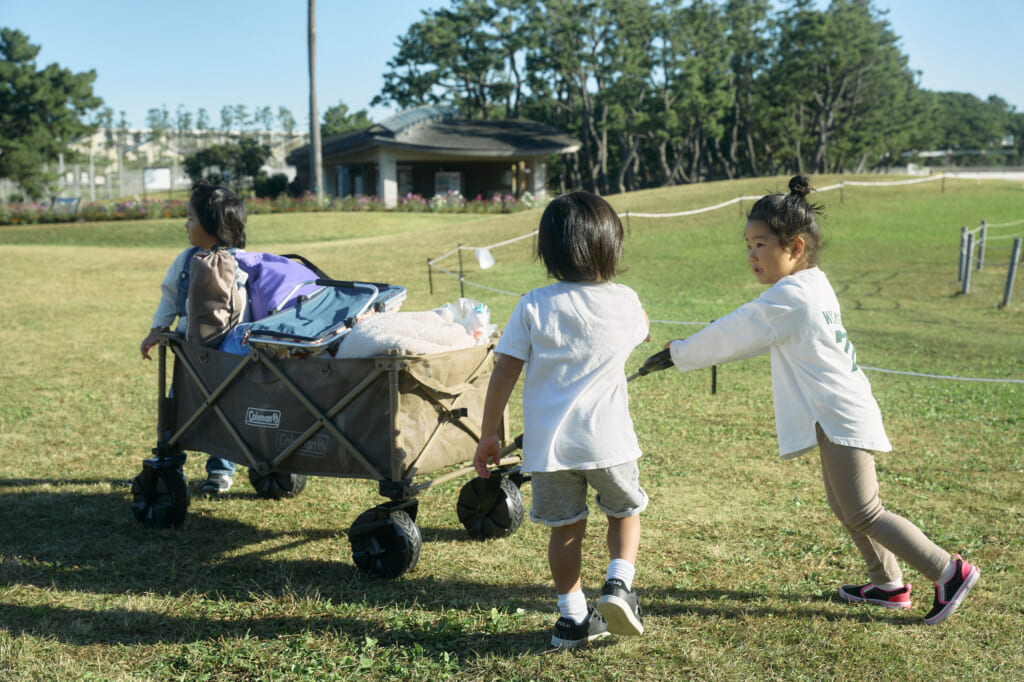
[146,105,172,158]
[719,0,772,178]
[278,106,297,136]
[321,101,374,136]
[0,28,102,198]
[770,0,919,173]
[220,105,235,133]
[375,0,530,119]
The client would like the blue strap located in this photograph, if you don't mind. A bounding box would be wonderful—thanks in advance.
[176,246,200,316]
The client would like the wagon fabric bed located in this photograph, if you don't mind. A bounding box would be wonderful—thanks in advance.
[130,257,525,579]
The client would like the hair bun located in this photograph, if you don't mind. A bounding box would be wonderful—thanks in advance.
[788,175,812,198]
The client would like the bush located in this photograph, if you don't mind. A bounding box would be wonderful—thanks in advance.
[254,173,289,199]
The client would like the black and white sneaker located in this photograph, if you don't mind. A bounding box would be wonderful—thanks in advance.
[199,473,233,496]
[551,606,610,649]
[598,578,644,636]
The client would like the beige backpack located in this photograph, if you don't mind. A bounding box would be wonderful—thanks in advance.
[186,248,244,348]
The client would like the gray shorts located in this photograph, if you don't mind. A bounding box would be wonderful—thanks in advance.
[529,459,648,527]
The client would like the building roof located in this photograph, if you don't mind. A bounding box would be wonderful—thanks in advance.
[287,106,581,165]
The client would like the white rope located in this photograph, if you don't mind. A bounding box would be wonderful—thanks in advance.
[464,230,538,251]
[860,366,1024,384]
[650,319,711,327]
[430,265,524,297]
[840,175,944,187]
[982,233,1024,242]
[624,196,761,219]
[624,176,945,220]
[987,218,1024,228]
[650,320,1022,383]
[427,247,462,267]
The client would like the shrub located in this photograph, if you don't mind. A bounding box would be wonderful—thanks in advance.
[254,173,289,199]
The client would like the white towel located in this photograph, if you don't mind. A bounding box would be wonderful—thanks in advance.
[333,308,477,358]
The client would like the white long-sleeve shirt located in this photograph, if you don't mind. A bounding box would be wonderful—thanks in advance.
[669,267,891,458]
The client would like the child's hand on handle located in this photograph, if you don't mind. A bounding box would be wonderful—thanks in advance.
[474,435,501,479]
[140,329,161,360]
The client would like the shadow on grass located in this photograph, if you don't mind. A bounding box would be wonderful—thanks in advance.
[0,480,918,655]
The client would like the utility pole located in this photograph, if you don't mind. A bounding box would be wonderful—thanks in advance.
[308,0,324,203]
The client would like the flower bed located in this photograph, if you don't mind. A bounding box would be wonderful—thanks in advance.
[0,190,539,225]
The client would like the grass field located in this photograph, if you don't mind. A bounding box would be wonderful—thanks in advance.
[1,176,1022,680]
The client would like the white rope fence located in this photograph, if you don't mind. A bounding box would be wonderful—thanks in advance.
[425,174,1022,385]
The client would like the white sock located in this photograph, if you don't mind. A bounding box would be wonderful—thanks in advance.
[937,558,957,584]
[606,558,636,591]
[557,590,589,625]
[875,580,905,592]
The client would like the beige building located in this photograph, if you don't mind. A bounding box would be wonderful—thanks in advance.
[286,106,581,207]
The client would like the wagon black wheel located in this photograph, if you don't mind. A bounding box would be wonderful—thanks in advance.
[457,474,524,540]
[248,469,308,500]
[131,458,190,528]
[349,508,422,579]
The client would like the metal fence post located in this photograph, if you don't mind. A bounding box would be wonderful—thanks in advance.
[976,220,987,271]
[457,244,465,298]
[958,226,967,282]
[962,232,974,295]
[427,257,434,295]
[1002,238,1022,308]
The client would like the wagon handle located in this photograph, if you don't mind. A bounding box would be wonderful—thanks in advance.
[626,348,674,381]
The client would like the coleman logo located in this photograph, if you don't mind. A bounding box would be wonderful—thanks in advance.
[245,408,281,429]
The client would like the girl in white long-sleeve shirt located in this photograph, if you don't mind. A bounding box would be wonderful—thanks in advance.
[666,176,978,625]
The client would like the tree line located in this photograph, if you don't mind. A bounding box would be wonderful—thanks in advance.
[3,2,1023,201]
[372,0,1023,195]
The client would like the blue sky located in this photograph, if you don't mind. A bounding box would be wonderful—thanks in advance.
[3,0,1021,130]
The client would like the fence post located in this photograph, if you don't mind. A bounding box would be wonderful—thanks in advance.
[457,244,465,298]
[958,226,967,282]
[427,257,434,295]
[941,172,945,193]
[1002,238,1022,308]
[976,220,987,271]
[626,210,631,236]
[840,181,844,205]
[962,232,974,295]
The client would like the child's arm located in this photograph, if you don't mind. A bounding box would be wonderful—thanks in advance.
[141,253,190,359]
[473,352,525,478]
[664,300,775,371]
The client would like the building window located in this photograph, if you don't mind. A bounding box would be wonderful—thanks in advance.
[398,165,413,197]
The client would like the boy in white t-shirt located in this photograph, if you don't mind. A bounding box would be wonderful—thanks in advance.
[474,192,651,649]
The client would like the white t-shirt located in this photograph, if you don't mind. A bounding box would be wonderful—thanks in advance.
[496,280,649,472]
[668,267,891,458]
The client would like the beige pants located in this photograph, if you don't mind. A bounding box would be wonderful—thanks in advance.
[817,424,949,584]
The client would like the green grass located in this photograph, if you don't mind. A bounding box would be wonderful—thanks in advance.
[1,176,1022,680]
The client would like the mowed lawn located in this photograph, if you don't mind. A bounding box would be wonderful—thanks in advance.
[0,176,1021,680]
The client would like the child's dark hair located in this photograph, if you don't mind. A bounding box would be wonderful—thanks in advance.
[747,176,824,264]
[537,191,623,282]
[190,182,247,248]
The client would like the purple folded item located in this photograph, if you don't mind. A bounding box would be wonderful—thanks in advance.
[234,251,322,320]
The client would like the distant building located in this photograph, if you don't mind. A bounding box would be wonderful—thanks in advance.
[286,106,581,207]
